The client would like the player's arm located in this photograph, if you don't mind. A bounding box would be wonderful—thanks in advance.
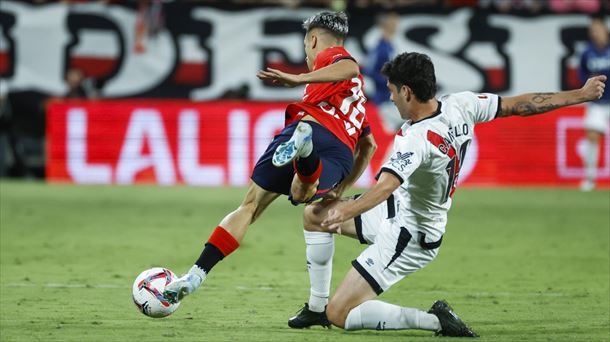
[256,59,359,87]
[497,75,606,118]
[322,171,400,232]
[328,133,377,199]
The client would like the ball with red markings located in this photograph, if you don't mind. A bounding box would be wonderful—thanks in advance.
[132,267,180,318]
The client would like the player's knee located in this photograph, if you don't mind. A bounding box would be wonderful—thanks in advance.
[325,301,347,329]
[290,178,317,204]
[291,187,315,204]
[303,204,322,231]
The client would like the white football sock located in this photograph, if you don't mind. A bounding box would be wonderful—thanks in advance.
[304,230,334,313]
[583,139,599,182]
[344,300,441,331]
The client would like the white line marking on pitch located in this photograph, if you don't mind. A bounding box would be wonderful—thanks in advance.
[3,283,274,291]
[2,284,572,297]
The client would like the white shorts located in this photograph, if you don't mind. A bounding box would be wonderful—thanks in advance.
[583,103,610,133]
[352,194,443,294]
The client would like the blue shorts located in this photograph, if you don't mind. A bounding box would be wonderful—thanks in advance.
[251,121,353,204]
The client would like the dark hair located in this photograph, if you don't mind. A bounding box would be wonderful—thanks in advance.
[381,52,437,102]
[590,13,606,22]
[302,11,349,40]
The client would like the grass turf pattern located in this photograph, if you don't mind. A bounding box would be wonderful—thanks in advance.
[0,182,608,341]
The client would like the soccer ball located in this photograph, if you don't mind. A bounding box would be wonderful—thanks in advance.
[132,267,180,318]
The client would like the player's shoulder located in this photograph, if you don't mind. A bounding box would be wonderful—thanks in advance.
[317,46,355,64]
[398,121,430,145]
[440,91,478,102]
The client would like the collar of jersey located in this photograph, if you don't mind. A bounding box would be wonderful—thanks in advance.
[410,101,442,125]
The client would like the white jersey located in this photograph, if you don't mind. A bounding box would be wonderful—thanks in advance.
[379,91,500,241]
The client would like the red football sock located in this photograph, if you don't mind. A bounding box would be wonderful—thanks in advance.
[207,226,240,257]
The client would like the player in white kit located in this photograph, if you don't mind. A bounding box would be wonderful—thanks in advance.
[288,52,607,337]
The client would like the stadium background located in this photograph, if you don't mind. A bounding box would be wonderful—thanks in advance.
[0,1,609,342]
[1,0,609,187]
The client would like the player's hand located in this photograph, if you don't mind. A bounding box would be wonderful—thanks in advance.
[322,204,349,234]
[581,75,607,101]
[256,68,304,88]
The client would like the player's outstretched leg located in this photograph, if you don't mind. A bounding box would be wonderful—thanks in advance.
[272,121,313,167]
[164,226,239,303]
[427,300,478,337]
[164,183,279,304]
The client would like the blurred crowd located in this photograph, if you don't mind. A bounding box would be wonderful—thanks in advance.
[17,0,610,13]
[1,0,608,179]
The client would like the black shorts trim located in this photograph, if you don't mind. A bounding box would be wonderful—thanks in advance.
[352,194,367,245]
[419,233,443,250]
[351,260,383,295]
[354,215,367,244]
[386,194,395,219]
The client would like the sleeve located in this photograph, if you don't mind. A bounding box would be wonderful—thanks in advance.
[315,48,355,71]
[377,133,427,184]
[461,91,501,124]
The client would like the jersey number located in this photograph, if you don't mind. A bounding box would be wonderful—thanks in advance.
[442,140,470,203]
[318,77,366,136]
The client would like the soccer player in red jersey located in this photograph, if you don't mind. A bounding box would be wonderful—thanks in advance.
[164,11,377,305]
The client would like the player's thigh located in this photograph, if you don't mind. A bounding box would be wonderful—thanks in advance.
[353,224,440,295]
[326,266,378,328]
[354,193,397,244]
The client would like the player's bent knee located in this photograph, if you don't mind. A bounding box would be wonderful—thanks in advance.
[325,301,348,329]
[303,205,322,231]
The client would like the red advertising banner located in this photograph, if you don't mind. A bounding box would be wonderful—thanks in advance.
[47,100,610,187]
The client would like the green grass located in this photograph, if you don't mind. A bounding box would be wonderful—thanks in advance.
[0,181,608,341]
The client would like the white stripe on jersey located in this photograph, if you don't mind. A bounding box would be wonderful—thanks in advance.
[380,91,500,240]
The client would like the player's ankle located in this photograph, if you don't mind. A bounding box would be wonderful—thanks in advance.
[188,265,207,285]
[308,294,328,313]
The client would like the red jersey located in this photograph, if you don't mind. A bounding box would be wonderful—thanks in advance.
[285,47,371,152]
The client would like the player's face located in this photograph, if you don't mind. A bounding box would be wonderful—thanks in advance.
[304,33,315,71]
[589,20,609,49]
[387,81,409,119]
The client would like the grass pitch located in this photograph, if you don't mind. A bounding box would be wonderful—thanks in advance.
[0,181,608,341]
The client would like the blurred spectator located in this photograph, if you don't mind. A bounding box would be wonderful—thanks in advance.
[549,0,602,13]
[65,68,87,98]
[579,15,610,191]
[2,91,47,178]
[352,0,440,9]
[479,0,546,13]
[363,12,403,131]
[220,83,251,100]
[65,67,98,99]
[134,0,166,54]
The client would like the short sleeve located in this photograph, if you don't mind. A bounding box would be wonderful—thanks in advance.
[462,91,501,124]
[314,47,354,71]
[378,132,427,184]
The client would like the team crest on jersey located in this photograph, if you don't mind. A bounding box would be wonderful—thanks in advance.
[390,152,414,171]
